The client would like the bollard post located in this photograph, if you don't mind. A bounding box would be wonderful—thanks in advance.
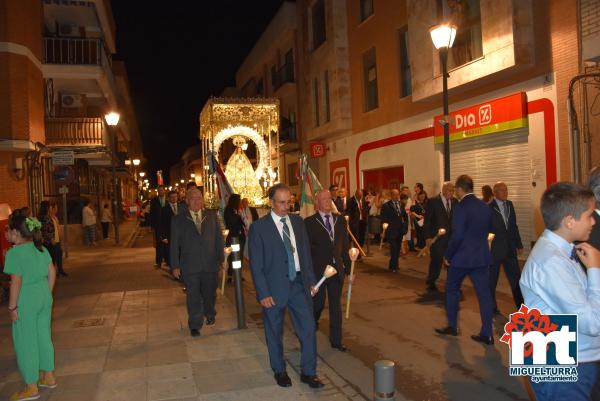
[374,360,395,401]
[230,237,247,329]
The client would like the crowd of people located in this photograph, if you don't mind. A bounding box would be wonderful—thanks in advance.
[4,165,600,400]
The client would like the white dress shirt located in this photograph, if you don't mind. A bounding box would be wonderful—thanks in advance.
[520,229,600,362]
[270,210,300,272]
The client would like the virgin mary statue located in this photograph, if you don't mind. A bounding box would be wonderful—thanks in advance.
[224,136,263,203]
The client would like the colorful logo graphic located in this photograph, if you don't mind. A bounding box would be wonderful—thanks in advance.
[500,305,578,382]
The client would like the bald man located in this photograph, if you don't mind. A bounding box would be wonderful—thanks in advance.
[488,182,523,313]
[424,182,457,291]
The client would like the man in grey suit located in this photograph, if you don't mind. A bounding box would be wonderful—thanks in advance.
[170,188,224,337]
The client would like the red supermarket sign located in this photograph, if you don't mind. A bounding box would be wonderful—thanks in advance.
[434,92,528,144]
[310,142,327,158]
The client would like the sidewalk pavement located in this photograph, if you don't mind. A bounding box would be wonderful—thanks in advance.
[0,227,375,401]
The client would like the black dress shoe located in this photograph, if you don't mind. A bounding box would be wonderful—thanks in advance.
[426,284,438,292]
[471,334,494,345]
[206,317,216,326]
[59,271,69,277]
[331,344,348,352]
[274,372,292,387]
[300,374,324,388]
[190,329,201,337]
[435,326,458,336]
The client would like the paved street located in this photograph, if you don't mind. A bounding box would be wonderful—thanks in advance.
[0,223,532,401]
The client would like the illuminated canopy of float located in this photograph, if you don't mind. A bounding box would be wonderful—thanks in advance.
[212,125,268,179]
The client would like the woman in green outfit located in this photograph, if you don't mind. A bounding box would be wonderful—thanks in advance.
[5,213,57,401]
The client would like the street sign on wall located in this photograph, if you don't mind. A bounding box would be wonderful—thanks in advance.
[53,166,76,186]
[310,143,327,158]
[51,150,75,166]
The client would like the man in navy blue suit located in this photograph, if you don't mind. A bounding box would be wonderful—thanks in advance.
[248,183,324,389]
[488,181,524,313]
[435,175,494,345]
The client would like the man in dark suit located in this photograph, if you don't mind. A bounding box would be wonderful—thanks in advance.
[159,190,184,267]
[587,166,600,250]
[436,175,494,345]
[347,189,367,247]
[489,182,524,312]
[380,189,408,272]
[170,188,224,337]
[248,183,324,389]
[150,185,167,268]
[424,182,457,291]
[289,193,301,214]
[305,189,351,352]
[334,188,348,214]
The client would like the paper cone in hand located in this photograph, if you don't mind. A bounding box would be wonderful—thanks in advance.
[380,223,389,249]
[314,265,337,291]
[220,246,233,295]
[349,248,360,262]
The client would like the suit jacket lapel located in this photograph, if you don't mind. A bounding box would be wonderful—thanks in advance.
[266,214,286,252]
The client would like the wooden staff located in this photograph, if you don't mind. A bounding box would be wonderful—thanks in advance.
[345,247,360,319]
[344,216,366,257]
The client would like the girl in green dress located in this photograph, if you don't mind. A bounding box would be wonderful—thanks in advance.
[5,213,57,401]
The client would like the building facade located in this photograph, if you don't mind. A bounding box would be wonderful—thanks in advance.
[301,0,579,251]
[0,0,142,233]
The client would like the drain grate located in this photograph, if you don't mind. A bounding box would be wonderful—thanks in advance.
[72,318,106,328]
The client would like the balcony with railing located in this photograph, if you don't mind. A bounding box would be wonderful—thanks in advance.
[43,37,110,66]
[45,117,109,147]
[273,63,295,91]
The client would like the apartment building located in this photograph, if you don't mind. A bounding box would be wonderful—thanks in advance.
[1,0,142,231]
[306,0,580,251]
[235,1,301,191]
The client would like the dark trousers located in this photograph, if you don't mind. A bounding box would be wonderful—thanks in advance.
[153,229,166,265]
[531,361,597,401]
[101,222,110,239]
[263,275,316,375]
[489,255,524,310]
[446,265,493,337]
[388,236,402,271]
[313,277,343,347]
[426,242,447,287]
[182,271,218,330]
[414,225,426,249]
[45,243,65,274]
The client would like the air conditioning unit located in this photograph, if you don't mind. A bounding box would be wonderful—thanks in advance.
[60,94,84,108]
[58,24,80,38]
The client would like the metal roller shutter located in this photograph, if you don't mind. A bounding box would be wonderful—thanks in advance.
[449,130,533,253]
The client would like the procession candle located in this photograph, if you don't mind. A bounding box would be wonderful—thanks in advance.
[345,248,360,319]
[487,233,495,250]
[314,265,337,291]
[380,223,389,249]
[221,246,233,295]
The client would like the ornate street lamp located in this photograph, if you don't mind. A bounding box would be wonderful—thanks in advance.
[105,111,121,245]
[429,24,456,182]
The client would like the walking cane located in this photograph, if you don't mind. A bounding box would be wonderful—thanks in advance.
[344,216,366,257]
[345,247,360,319]
[221,246,232,296]
[379,223,389,249]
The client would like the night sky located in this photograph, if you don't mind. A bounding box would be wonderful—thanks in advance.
[111,1,285,185]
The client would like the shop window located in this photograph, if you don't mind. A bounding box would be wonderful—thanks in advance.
[312,0,326,50]
[313,77,320,127]
[363,47,378,111]
[399,27,412,97]
[436,0,483,69]
[323,70,331,122]
[360,0,374,21]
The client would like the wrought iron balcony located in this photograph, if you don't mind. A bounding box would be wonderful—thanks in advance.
[45,117,109,147]
[43,37,109,66]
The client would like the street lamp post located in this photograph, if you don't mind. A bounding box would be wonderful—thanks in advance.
[105,112,121,245]
[430,24,457,182]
